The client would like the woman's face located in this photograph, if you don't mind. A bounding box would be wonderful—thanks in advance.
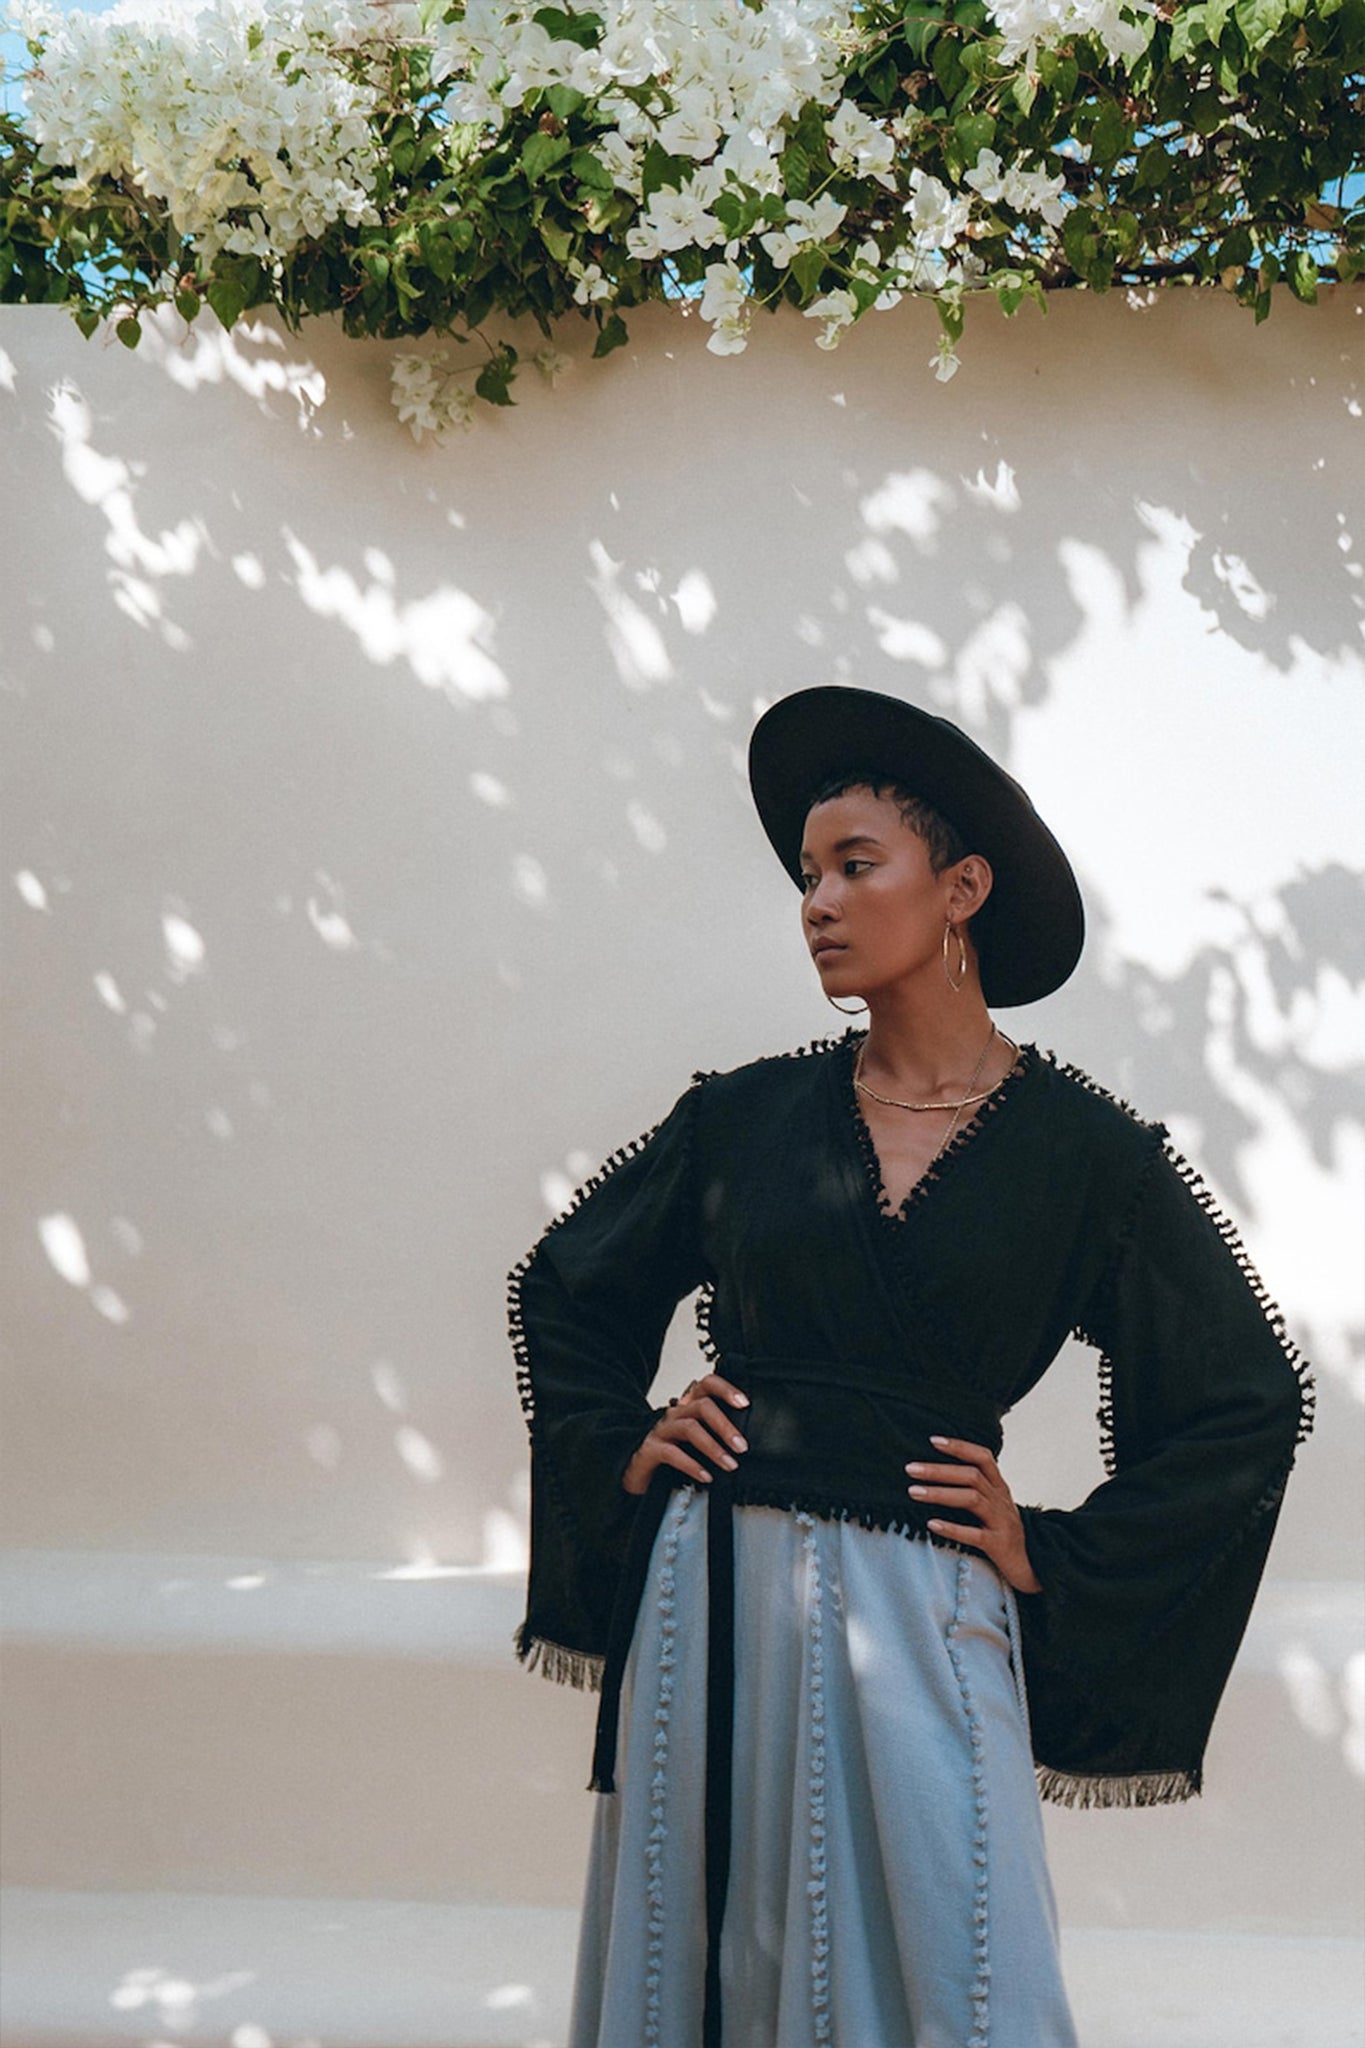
[799,787,975,999]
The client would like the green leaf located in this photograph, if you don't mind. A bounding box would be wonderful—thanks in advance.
[521,131,572,181]
[538,219,573,264]
[902,0,944,61]
[953,111,996,163]
[779,140,812,200]
[640,141,685,199]
[1011,65,1038,113]
[1089,100,1132,168]
[1287,248,1318,300]
[1132,139,1171,190]
[174,287,200,322]
[207,276,248,330]
[592,310,628,357]
[1234,0,1291,45]
[958,40,997,81]
[116,315,140,350]
[1044,52,1079,99]
[714,187,763,238]
[1215,224,1253,268]
[1169,4,1208,59]
[1113,209,1141,255]
[790,246,827,297]
[475,349,517,406]
[422,231,458,284]
[532,6,604,47]
[933,32,967,100]
[1061,205,1100,278]
[544,84,584,120]
[861,49,900,105]
[569,147,614,193]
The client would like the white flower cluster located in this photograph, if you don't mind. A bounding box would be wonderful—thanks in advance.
[432,0,870,354]
[17,0,408,265]
[427,0,1076,358]
[390,349,476,442]
[989,0,1156,67]
[433,0,856,142]
[964,148,1067,226]
[12,0,1109,422]
[391,340,574,441]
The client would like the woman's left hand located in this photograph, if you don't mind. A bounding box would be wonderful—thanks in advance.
[906,1436,1042,1595]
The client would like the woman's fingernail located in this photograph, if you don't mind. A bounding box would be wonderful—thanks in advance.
[908,1485,927,1497]
[930,1435,950,1446]
[732,1393,750,1407]
[906,1462,924,1475]
[721,1454,738,1470]
[731,1435,747,1451]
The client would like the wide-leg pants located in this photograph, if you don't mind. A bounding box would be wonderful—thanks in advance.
[569,1485,1079,2048]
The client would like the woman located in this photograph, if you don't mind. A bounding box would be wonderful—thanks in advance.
[508,685,1311,2048]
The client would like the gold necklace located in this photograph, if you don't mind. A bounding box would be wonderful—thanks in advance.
[853,1023,1014,1114]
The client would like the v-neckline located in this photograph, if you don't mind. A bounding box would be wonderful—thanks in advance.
[843,1034,1036,1225]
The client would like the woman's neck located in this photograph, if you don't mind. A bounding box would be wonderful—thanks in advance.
[858,981,1005,1097]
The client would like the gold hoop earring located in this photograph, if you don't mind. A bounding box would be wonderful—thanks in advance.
[825,992,869,1016]
[943,919,968,994]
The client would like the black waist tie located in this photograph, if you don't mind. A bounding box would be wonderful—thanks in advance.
[589,1353,1006,2044]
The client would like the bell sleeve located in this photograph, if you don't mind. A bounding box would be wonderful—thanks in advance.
[1015,1130,1314,1807]
[507,1077,711,1690]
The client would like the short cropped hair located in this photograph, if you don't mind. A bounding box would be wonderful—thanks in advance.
[805,770,968,876]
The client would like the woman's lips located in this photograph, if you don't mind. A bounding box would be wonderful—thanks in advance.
[812,940,846,961]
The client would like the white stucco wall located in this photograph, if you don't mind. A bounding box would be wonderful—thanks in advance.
[1,286,1361,2037]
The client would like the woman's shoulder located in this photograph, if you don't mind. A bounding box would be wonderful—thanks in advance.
[687,1029,854,1105]
[1029,1045,1169,1165]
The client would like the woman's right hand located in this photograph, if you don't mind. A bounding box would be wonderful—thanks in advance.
[621,1373,751,1495]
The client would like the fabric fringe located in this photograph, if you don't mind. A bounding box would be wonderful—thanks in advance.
[1035,1763,1201,1810]
[1161,1139,1316,1451]
[797,1513,832,2044]
[1046,1050,1316,1456]
[694,1280,721,1366]
[506,1078,717,1678]
[514,1627,604,1693]
[643,1500,682,2042]
[507,1085,702,1427]
[945,1553,992,2048]
[1069,1317,1121,1479]
[850,1034,1038,1226]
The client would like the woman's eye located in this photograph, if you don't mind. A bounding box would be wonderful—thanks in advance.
[844,859,872,877]
[799,873,818,893]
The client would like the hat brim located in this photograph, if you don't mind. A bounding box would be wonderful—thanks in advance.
[748,686,1084,1007]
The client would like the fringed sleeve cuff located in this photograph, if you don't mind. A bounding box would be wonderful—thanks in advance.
[507,1080,711,1681]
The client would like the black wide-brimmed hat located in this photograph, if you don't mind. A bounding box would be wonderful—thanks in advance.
[748,685,1084,1007]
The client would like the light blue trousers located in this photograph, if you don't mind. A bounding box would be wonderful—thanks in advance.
[570,1487,1079,2048]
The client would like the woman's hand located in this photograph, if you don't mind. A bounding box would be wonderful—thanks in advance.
[622,1373,751,1496]
[906,1435,1042,1595]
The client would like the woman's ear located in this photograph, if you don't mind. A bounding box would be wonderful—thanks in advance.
[947,854,994,922]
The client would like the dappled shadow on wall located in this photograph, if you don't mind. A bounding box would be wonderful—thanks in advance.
[2,296,1360,1572]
